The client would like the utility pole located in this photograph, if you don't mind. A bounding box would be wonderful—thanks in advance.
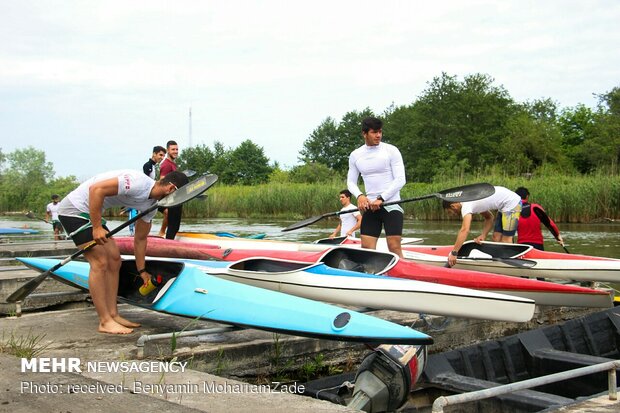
[188,106,193,148]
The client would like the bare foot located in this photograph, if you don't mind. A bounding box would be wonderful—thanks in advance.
[157,232,165,237]
[114,315,141,328]
[99,320,133,335]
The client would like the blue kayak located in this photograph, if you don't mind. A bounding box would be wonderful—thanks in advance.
[18,257,433,345]
[212,231,266,239]
[0,227,39,235]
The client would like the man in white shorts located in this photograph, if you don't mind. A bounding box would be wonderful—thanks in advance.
[443,185,522,267]
[329,189,362,239]
[57,169,188,334]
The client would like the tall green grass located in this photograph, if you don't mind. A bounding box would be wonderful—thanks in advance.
[180,172,620,223]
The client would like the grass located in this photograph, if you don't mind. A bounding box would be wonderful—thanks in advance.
[0,329,50,359]
[177,171,620,223]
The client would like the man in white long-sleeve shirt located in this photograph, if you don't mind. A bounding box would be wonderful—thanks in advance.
[347,117,406,257]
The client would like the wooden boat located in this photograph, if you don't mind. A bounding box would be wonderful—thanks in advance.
[114,237,613,309]
[18,257,433,344]
[400,240,620,283]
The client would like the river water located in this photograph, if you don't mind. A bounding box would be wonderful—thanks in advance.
[2,215,619,259]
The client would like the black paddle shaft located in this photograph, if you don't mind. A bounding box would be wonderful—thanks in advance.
[282,183,495,232]
[6,174,218,303]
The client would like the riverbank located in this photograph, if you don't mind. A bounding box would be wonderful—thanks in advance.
[6,172,619,223]
[178,172,620,223]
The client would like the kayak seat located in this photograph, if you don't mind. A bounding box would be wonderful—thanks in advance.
[229,259,310,273]
[118,259,184,305]
[320,248,396,274]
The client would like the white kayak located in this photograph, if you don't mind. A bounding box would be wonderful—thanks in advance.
[167,255,536,323]
[401,240,620,283]
[177,232,423,252]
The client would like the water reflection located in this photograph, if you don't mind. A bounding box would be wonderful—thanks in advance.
[2,215,618,259]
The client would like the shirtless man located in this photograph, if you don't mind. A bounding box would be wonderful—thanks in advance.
[57,169,188,334]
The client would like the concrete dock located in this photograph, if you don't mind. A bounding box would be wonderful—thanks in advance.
[1,240,618,412]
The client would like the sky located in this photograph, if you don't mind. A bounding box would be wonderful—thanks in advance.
[1,0,619,181]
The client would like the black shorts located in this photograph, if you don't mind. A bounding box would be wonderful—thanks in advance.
[51,221,64,232]
[59,215,110,246]
[360,208,404,238]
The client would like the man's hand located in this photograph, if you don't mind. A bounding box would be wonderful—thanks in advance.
[92,227,108,245]
[357,194,370,211]
[447,254,457,267]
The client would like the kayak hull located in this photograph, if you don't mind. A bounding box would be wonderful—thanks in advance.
[173,257,536,322]
[115,238,613,309]
[0,227,39,235]
[401,241,620,283]
[17,257,433,344]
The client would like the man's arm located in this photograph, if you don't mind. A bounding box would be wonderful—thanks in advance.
[474,211,494,243]
[88,178,119,244]
[448,214,472,267]
[347,155,369,210]
[380,146,406,201]
[348,213,362,237]
[533,205,563,245]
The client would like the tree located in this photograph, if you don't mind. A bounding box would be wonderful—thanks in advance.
[177,144,215,176]
[289,162,339,183]
[300,108,374,174]
[0,147,78,212]
[219,140,273,185]
[387,73,516,182]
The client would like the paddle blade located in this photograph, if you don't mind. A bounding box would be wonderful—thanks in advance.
[6,269,53,302]
[282,215,325,232]
[436,183,495,203]
[158,174,218,208]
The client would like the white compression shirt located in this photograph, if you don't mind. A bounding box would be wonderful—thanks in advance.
[347,142,406,206]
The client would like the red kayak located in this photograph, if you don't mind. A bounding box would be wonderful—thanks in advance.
[115,237,613,308]
[400,241,620,283]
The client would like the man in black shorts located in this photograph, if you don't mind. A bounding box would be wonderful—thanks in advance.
[346,117,407,257]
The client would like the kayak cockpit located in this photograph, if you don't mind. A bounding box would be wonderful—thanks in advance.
[319,247,398,274]
[118,259,184,305]
[459,241,532,258]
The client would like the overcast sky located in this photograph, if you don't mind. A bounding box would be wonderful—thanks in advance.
[1,0,619,180]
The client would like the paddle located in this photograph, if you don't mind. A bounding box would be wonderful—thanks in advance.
[533,206,570,253]
[6,174,218,303]
[457,256,537,268]
[282,183,495,232]
[315,236,348,245]
[25,211,48,223]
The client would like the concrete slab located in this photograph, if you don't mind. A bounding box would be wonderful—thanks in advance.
[0,307,358,412]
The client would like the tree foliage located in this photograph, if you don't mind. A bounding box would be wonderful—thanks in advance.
[179,140,273,185]
[0,147,78,212]
[299,108,375,174]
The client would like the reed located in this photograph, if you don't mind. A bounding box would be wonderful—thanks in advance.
[176,172,620,223]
